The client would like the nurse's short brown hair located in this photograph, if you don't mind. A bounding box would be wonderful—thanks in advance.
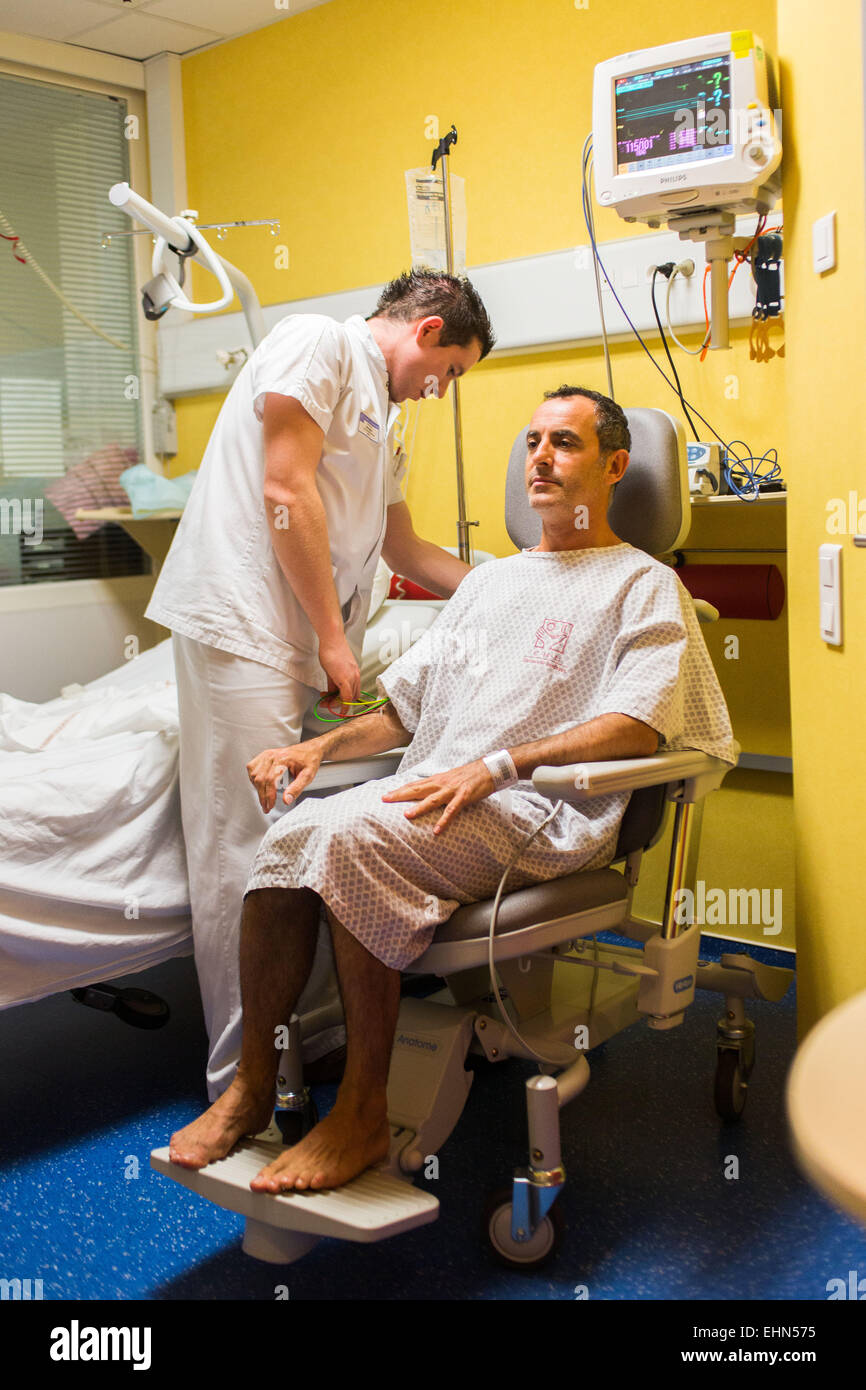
[370,269,495,359]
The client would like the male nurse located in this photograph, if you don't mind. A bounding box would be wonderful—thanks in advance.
[146,268,495,1100]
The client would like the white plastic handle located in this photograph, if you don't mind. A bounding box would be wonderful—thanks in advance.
[151,216,233,314]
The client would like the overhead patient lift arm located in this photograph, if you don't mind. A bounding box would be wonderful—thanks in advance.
[108,182,267,349]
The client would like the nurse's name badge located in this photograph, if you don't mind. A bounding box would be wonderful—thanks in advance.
[358,412,380,444]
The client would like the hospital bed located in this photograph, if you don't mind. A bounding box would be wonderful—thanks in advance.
[0,578,454,1023]
[151,406,795,1269]
[0,639,190,1020]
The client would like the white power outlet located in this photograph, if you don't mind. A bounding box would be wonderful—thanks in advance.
[152,397,178,457]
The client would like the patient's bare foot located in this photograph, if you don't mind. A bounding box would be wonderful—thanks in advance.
[250,1098,390,1193]
[169,1072,275,1169]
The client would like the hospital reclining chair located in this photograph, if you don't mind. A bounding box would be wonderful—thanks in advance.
[152,407,794,1268]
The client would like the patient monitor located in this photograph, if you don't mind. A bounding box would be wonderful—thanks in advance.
[592,30,782,347]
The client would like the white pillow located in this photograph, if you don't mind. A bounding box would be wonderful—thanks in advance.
[367,545,495,626]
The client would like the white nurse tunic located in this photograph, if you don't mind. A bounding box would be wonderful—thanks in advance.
[146,312,405,683]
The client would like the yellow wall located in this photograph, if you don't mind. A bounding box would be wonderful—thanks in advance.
[777,0,866,1031]
[174,0,795,950]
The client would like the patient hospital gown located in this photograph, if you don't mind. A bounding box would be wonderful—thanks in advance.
[245,543,736,970]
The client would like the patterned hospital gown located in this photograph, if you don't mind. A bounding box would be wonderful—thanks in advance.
[245,543,736,969]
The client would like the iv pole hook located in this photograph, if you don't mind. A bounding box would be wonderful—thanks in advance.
[431,125,458,171]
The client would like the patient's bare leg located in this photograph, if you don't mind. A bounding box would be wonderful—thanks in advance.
[169,887,320,1169]
[250,906,398,1192]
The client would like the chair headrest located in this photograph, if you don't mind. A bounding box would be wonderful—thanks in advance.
[504,406,690,555]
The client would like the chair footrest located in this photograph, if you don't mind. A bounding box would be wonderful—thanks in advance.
[150,1138,439,1242]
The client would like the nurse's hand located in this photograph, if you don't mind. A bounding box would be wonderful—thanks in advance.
[318,633,361,705]
[381,759,496,835]
[246,742,324,814]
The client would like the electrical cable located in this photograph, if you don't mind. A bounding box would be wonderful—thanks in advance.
[579,137,780,490]
[665,265,711,356]
[0,206,132,352]
[722,442,782,498]
[650,267,701,441]
[698,216,772,363]
[484,798,586,1069]
[581,135,615,400]
[313,691,391,723]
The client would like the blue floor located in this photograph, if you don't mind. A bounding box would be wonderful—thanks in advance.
[1,938,864,1302]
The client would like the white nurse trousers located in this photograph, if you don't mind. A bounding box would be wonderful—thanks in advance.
[172,632,344,1102]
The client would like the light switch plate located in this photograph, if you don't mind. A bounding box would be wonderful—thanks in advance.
[813,212,836,273]
[818,542,842,645]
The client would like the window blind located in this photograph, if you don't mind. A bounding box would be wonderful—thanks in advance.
[0,71,145,586]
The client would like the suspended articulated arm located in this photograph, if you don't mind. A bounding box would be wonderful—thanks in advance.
[108,181,267,349]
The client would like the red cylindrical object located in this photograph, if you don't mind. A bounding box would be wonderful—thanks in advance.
[388,574,443,601]
[675,564,785,619]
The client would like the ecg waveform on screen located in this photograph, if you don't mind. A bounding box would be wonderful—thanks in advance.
[614,53,731,171]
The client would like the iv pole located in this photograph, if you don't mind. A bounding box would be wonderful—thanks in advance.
[432,126,477,566]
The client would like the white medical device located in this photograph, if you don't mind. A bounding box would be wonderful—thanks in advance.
[592,30,782,347]
[687,442,722,496]
[107,182,267,348]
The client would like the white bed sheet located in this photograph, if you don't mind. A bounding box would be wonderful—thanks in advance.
[0,638,192,1008]
[0,601,446,1010]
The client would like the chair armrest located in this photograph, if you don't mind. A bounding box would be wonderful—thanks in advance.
[694,599,720,624]
[306,748,406,791]
[532,745,739,806]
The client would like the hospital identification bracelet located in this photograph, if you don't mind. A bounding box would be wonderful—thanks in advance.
[482,749,519,790]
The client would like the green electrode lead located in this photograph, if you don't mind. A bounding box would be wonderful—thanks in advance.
[313,691,391,723]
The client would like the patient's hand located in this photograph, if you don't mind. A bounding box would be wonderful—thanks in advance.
[246,741,324,814]
[381,759,496,835]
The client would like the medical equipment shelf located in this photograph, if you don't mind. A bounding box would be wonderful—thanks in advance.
[692,492,786,506]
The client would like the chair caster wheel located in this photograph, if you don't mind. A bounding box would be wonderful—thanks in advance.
[482,1186,564,1270]
[274,1094,318,1147]
[714,1049,748,1121]
[70,985,170,1029]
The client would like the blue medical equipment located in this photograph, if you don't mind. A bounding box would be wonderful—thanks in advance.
[151,405,793,1269]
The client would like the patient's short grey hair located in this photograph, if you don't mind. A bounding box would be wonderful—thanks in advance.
[543,385,631,457]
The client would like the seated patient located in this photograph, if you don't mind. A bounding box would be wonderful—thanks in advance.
[170,385,736,1192]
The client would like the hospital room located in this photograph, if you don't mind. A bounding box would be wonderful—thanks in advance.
[0,0,864,1338]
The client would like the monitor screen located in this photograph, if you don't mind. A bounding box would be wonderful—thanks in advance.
[615,53,733,174]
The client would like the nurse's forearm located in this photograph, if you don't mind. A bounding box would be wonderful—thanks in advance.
[264,482,344,642]
[317,702,411,762]
[507,713,659,778]
[396,537,471,598]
